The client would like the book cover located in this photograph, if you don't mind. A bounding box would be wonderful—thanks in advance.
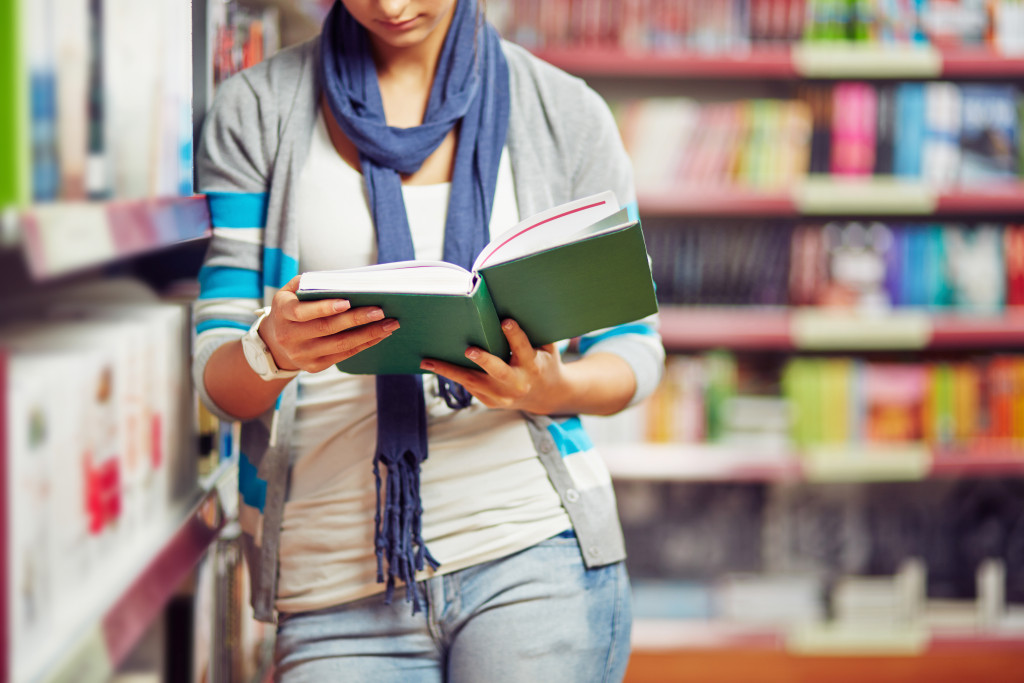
[104,0,164,199]
[1004,225,1024,306]
[874,83,896,175]
[54,0,89,200]
[893,82,926,179]
[958,84,1020,184]
[831,82,877,176]
[297,193,659,375]
[1,0,29,208]
[922,81,962,187]
[864,363,927,443]
[28,0,59,202]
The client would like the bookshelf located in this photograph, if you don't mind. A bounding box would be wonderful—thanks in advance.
[16,195,211,280]
[639,179,1024,218]
[0,1,282,681]
[533,46,1024,80]
[601,443,1024,483]
[658,307,1024,351]
[25,465,234,682]
[489,2,1024,680]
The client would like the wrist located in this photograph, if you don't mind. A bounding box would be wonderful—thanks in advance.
[241,307,300,381]
[257,318,299,372]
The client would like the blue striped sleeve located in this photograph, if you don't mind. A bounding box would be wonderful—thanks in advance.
[207,191,268,228]
[198,265,262,300]
[578,321,659,355]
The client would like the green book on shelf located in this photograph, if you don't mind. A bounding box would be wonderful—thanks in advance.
[296,191,659,375]
[0,0,28,208]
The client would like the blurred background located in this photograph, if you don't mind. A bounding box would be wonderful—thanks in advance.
[2,0,1024,681]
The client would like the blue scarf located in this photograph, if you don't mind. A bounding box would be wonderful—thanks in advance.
[318,0,510,611]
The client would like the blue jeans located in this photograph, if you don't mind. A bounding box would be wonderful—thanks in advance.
[274,531,633,682]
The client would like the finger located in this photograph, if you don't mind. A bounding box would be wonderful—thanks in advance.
[501,319,536,363]
[420,358,483,386]
[304,305,384,338]
[310,330,393,372]
[301,319,398,359]
[463,346,516,383]
[286,296,353,323]
[421,360,506,407]
[279,275,302,293]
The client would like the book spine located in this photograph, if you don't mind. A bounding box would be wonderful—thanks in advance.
[0,0,29,207]
[471,276,513,359]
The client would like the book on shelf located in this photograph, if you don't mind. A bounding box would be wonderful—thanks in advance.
[6,0,198,205]
[296,191,659,375]
[959,84,1020,183]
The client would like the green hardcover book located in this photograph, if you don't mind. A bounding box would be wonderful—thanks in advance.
[0,0,28,208]
[296,192,659,375]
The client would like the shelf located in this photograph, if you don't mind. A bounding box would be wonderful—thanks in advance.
[602,443,1024,483]
[658,307,1024,351]
[533,45,1024,80]
[16,464,235,683]
[631,619,1024,655]
[640,179,1024,218]
[18,195,211,281]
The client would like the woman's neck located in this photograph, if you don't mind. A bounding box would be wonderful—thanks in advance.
[368,3,457,128]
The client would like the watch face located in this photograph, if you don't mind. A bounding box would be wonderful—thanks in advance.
[243,335,270,376]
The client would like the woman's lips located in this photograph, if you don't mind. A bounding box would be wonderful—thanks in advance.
[379,16,419,31]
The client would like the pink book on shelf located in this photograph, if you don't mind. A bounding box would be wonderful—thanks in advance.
[864,363,928,443]
[831,82,878,176]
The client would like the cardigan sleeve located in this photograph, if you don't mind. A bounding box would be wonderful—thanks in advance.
[191,72,276,422]
[568,83,665,407]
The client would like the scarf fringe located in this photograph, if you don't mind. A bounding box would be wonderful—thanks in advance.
[374,447,440,614]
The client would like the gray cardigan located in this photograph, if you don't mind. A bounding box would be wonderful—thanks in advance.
[193,37,665,622]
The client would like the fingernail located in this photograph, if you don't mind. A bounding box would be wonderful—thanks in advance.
[466,348,480,359]
[502,319,514,330]
[420,361,435,371]
[382,319,400,332]
[333,300,350,312]
[368,308,385,321]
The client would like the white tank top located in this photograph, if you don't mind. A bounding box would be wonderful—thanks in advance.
[276,112,571,613]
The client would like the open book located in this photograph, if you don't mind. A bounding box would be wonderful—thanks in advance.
[296,191,659,375]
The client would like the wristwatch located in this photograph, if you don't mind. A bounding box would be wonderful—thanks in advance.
[241,307,300,381]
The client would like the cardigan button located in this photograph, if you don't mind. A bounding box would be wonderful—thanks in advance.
[587,546,600,557]
[565,488,580,503]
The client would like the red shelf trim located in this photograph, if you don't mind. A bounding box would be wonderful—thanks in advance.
[0,352,8,682]
[20,195,212,281]
[533,46,796,78]
[632,619,1024,653]
[658,307,793,350]
[659,307,1024,350]
[533,46,1024,79]
[605,444,1024,482]
[934,185,1024,215]
[640,189,795,218]
[101,494,224,669]
[640,184,1024,218]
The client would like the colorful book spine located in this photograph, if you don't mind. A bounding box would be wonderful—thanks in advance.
[923,81,963,187]
[893,82,926,179]
[831,81,878,175]
[958,84,1020,184]
[0,0,29,208]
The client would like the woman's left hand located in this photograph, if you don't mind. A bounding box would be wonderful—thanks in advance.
[420,319,569,415]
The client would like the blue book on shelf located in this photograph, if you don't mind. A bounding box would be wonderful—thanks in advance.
[923,225,950,308]
[959,84,1020,183]
[894,83,926,179]
[903,227,924,307]
[884,225,905,307]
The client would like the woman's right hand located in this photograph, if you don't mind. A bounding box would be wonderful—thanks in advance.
[258,275,399,374]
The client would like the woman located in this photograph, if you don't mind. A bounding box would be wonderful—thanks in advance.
[193,0,664,680]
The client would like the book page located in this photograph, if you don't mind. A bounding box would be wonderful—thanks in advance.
[473,190,620,271]
[298,261,474,296]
